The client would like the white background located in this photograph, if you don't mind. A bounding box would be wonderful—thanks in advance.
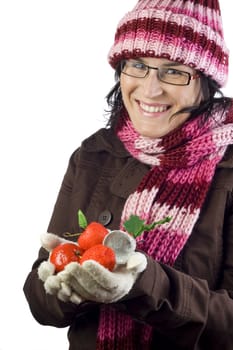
[0,1,232,349]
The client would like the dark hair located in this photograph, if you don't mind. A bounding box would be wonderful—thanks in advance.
[105,61,231,130]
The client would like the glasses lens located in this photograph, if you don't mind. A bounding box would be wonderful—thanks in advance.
[158,68,189,85]
[122,60,148,78]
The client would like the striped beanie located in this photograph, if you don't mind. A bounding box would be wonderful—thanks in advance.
[108,0,229,87]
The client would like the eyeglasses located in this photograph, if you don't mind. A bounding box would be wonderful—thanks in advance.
[120,59,199,86]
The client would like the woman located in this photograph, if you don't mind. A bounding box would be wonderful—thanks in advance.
[24,0,233,349]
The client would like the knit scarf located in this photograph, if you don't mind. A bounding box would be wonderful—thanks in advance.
[96,102,233,349]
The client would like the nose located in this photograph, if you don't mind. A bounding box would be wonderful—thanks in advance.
[143,69,163,97]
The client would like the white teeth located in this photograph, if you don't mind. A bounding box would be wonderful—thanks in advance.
[140,103,168,113]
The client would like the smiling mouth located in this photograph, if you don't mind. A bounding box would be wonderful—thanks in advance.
[139,102,169,113]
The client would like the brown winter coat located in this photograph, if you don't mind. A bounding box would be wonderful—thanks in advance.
[23,128,233,349]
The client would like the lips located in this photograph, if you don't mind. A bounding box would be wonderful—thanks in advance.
[139,101,169,113]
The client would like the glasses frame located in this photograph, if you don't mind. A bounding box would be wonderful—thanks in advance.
[120,60,200,86]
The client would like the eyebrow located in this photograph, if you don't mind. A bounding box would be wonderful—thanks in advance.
[133,58,186,69]
[162,62,184,67]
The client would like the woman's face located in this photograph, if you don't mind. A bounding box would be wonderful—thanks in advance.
[120,57,203,138]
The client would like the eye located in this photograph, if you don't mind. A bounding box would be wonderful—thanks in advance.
[163,68,184,76]
[131,61,147,71]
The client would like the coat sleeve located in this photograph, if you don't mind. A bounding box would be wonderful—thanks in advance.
[119,197,233,349]
[23,149,96,327]
[23,247,80,327]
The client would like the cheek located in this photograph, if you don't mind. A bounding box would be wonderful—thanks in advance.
[190,81,203,104]
[120,75,135,102]
[178,84,203,107]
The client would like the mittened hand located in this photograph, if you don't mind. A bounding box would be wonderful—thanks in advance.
[38,260,83,305]
[38,231,147,304]
[59,251,147,303]
[38,233,84,305]
[40,232,70,252]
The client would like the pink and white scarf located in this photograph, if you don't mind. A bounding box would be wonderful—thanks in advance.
[96,102,233,349]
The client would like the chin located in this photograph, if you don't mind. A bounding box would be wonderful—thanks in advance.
[137,126,167,138]
[134,120,170,138]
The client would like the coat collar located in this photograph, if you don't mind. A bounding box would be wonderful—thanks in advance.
[218,145,233,168]
[81,128,130,158]
[81,128,150,198]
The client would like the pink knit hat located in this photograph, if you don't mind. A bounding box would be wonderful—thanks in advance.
[108,0,229,87]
